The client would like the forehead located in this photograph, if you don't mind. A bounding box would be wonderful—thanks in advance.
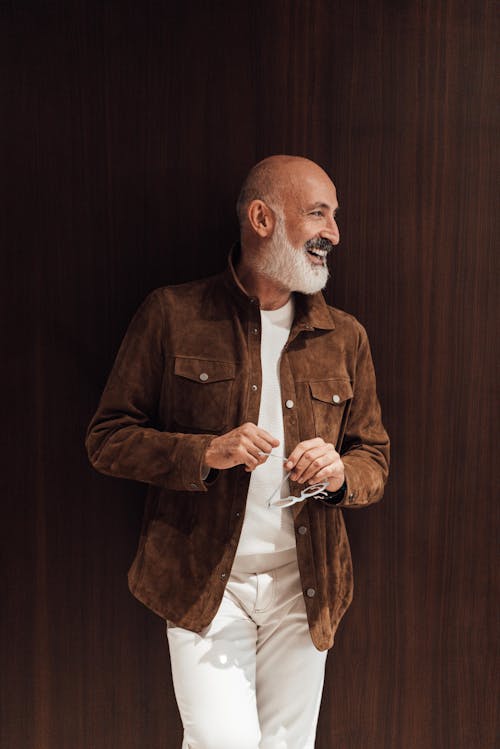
[282,169,338,212]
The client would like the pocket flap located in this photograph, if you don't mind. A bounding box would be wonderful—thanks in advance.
[174,357,236,383]
[309,378,353,405]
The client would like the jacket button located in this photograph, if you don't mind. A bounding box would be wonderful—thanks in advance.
[221,572,227,580]
[235,512,241,518]
[252,327,259,335]
[297,525,308,535]
[306,588,316,598]
[332,394,341,403]
[251,384,258,391]
[285,399,294,409]
[349,492,355,500]
[199,372,209,381]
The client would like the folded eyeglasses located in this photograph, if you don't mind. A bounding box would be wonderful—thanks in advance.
[260,452,330,509]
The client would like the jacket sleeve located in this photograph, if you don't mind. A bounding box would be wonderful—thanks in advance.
[335,322,390,508]
[85,289,215,492]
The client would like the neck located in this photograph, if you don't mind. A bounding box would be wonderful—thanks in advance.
[236,256,292,310]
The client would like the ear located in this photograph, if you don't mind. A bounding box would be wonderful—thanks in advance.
[246,200,275,238]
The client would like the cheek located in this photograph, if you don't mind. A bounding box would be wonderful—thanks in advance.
[290,226,315,249]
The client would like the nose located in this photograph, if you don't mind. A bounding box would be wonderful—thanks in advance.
[320,216,340,245]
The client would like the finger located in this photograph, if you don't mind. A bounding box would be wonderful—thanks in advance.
[296,452,334,484]
[293,443,337,483]
[250,434,281,456]
[309,471,343,487]
[242,440,272,471]
[311,457,345,486]
[253,451,270,467]
[243,448,262,471]
[239,423,279,454]
[254,427,280,449]
[240,422,278,441]
[293,449,332,483]
[285,438,325,471]
[291,443,331,480]
[242,436,270,460]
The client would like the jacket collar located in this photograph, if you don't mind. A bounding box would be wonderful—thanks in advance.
[222,243,336,331]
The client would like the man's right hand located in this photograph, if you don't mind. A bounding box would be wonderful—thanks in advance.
[203,422,280,472]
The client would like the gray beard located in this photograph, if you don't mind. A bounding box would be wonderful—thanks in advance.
[254,215,330,295]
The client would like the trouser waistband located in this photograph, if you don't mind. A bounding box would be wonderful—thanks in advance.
[231,546,297,574]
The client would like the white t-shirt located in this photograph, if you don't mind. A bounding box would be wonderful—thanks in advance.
[233,298,297,570]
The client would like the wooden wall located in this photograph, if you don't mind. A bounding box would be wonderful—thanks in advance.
[2,1,497,747]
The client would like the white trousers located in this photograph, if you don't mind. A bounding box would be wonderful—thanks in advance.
[166,552,329,749]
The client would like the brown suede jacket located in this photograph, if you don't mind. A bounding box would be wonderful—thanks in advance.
[86,251,390,651]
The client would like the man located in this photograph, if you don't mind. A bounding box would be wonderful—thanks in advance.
[86,155,389,748]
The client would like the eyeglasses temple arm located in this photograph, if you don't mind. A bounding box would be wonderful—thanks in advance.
[266,471,292,509]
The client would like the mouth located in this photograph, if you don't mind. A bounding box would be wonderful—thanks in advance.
[305,247,328,265]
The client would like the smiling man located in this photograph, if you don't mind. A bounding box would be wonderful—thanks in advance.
[86,155,389,749]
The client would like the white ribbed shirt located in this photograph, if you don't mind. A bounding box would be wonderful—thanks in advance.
[233,298,297,569]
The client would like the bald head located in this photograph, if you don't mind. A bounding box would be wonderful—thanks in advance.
[236,155,334,228]
[234,155,340,299]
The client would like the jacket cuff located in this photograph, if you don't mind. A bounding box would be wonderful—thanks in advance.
[179,434,218,492]
[201,464,219,484]
[317,480,347,506]
[336,459,387,507]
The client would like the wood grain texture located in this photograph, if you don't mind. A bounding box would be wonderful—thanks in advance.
[1,1,497,747]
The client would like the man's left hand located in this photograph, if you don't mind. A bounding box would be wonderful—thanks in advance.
[285,438,345,492]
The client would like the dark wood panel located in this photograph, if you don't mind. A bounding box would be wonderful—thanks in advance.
[2,1,497,748]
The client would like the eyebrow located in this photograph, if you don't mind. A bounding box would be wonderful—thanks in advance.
[306,202,340,213]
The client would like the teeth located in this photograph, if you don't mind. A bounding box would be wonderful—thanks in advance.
[308,248,327,257]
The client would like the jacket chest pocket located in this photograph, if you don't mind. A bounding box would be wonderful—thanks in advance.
[309,378,353,447]
[171,357,236,433]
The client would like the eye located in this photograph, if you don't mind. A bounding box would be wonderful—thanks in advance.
[310,210,324,217]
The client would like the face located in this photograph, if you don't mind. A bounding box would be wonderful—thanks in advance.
[254,213,331,294]
[255,168,340,295]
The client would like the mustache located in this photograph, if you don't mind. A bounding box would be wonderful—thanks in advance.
[303,237,334,253]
